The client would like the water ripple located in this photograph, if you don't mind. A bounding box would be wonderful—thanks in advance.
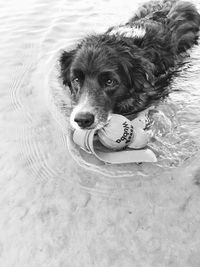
[1,0,200,189]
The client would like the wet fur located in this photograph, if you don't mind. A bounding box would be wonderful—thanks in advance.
[59,0,200,128]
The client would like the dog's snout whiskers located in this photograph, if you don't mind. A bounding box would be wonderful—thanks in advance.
[70,95,97,129]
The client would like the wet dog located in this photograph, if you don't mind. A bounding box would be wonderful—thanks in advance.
[59,0,200,129]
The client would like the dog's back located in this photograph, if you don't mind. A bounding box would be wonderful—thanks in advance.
[130,0,180,21]
[130,0,200,53]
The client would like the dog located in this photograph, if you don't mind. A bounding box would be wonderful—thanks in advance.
[59,0,200,130]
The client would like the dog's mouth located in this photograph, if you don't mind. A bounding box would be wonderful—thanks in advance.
[69,92,112,130]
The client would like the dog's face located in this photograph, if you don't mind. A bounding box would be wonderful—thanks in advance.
[59,35,155,129]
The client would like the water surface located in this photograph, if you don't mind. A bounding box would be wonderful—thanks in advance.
[1,0,200,266]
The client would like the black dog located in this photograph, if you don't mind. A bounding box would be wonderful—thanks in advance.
[59,0,200,129]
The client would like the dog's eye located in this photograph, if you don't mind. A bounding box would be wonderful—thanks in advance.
[105,79,116,87]
[71,69,84,85]
[72,77,80,83]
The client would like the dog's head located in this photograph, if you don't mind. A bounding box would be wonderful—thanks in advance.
[59,35,155,129]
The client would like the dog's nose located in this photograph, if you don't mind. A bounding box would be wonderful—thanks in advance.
[74,112,95,128]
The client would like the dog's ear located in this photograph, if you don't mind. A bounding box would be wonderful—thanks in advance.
[133,57,155,93]
[59,49,76,88]
[120,54,155,94]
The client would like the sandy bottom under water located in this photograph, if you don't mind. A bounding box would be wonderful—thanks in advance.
[1,0,200,266]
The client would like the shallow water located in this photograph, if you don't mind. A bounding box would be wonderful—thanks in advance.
[1,0,200,266]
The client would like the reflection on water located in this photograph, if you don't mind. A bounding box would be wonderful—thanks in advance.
[1,0,200,266]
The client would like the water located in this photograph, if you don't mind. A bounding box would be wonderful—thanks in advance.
[1,0,200,266]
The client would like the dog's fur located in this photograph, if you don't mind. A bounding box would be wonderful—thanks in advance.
[59,0,200,129]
